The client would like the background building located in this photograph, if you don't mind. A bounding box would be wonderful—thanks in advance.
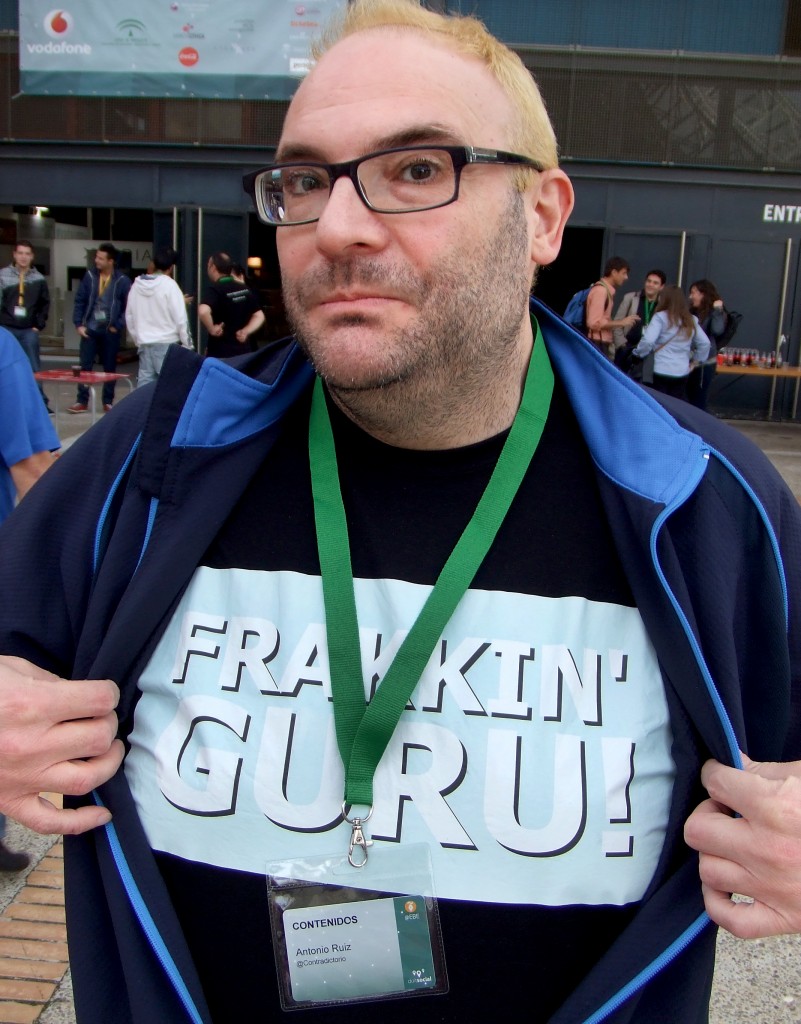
[2,0,801,415]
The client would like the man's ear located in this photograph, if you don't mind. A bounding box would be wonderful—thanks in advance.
[526,168,574,269]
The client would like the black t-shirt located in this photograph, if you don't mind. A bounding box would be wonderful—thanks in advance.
[201,277,261,358]
[129,379,675,1023]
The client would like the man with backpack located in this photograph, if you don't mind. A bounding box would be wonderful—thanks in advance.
[585,256,640,358]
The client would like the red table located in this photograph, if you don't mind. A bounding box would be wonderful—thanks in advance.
[35,370,134,427]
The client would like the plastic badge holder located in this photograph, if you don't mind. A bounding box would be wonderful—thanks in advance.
[267,843,448,1010]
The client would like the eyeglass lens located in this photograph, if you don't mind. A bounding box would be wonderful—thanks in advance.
[258,148,459,224]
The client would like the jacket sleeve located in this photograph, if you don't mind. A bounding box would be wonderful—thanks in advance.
[113,276,132,334]
[612,293,635,348]
[0,391,150,676]
[34,278,50,332]
[73,274,91,328]
[708,306,727,340]
[633,313,661,357]
[125,286,139,344]
[169,280,189,347]
[691,319,711,363]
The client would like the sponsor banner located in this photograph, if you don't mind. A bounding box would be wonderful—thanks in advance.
[18,1,345,99]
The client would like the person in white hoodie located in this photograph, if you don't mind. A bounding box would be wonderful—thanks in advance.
[126,247,191,387]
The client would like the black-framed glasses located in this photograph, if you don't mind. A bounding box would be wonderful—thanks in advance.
[242,145,544,226]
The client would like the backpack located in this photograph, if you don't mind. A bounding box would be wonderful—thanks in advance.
[563,284,594,333]
[717,309,742,348]
[563,281,610,336]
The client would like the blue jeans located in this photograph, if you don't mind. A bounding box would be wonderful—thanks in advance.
[78,329,120,406]
[687,361,716,411]
[137,343,173,387]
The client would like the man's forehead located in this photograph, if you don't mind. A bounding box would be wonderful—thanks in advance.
[280,27,514,157]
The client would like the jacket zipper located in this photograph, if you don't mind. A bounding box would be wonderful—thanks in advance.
[92,795,206,1024]
[579,447,741,1023]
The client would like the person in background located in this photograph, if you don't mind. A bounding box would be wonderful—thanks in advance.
[585,256,639,358]
[198,252,265,357]
[126,247,192,388]
[0,240,53,414]
[632,284,710,400]
[0,324,59,870]
[69,243,132,414]
[612,268,666,381]
[687,279,728,411]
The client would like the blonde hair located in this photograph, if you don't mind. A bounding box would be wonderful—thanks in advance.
[311,0,559,179]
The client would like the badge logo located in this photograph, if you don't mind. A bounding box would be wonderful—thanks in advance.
[403,900,418,914]
[44,9,73,37]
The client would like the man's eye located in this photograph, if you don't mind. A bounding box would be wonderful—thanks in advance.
[400,161,438,183]
[285,170,327,195]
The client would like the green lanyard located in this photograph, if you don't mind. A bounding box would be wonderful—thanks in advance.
[308,320,554,860]
[643,298,656,326]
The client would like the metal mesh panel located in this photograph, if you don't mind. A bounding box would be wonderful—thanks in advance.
[3,28,801,171]
[526,48,801,172]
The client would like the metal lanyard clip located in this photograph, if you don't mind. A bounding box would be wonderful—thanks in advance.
[342,803,373,868]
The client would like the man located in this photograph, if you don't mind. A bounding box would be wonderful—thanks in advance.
[198,251,265,358]
[69,243,132,413]
[585,256,640,358]
[0,324,58,871]
[0,3,800,1024]
[0,240,53,413]
[126,247,192,387]
[612,268,666,379]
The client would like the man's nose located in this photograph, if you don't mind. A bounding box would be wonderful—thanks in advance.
[314,175,389,254]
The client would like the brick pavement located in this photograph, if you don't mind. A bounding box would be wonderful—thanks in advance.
[0,827,66,1024]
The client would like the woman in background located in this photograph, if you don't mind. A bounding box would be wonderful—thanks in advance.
[632,285,710,401]
[687,279,728,410]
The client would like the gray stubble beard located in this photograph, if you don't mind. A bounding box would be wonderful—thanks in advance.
[284,192,533,444]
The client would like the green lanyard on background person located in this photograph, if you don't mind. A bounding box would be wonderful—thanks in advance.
[643,298,656,326]
[308,320,554,865]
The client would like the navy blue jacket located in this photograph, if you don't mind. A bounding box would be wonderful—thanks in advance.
[0,298,799,1024]
[73,267,132,334]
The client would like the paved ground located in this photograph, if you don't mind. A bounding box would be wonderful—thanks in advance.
[0,365,799,1023]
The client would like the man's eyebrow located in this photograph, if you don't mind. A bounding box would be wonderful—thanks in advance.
[275,123,465,164]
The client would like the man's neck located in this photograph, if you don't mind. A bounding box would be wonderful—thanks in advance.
[327,327,534,451]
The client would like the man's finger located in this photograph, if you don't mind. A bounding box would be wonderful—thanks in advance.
[54,738,125,796]
[42,712,120,767]
[4,739,125,834]
[0,678,119,732]
[10,793,113,836]
[0,656,61,682]
[701,883,790,940]
[699,758,798,824]
[683,796,735,855]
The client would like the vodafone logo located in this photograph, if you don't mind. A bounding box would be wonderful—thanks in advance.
[178,46,199,67]
[44,9,73,37]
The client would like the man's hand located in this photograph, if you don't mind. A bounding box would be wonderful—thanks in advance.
[77,326,88,339]
[684,755,801,938]
[0,656,124,835]
[208,322,224,338]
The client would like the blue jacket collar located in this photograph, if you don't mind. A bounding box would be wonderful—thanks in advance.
[531,297,710,509]
[173,303,709,511]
